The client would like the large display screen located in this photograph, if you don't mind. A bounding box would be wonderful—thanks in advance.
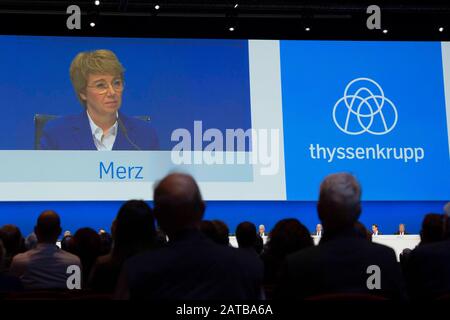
[0,36,449,201]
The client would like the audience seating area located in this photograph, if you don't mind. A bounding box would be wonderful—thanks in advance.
[1,172,449,301]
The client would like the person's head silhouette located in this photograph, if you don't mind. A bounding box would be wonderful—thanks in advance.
[153,173,205,240]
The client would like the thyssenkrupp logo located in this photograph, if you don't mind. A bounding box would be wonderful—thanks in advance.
[333,78,398,135]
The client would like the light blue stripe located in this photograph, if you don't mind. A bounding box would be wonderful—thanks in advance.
[0,151,253,182]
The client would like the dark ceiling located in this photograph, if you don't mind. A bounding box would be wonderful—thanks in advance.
[1,1,450,40]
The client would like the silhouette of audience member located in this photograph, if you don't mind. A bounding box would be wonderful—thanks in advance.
[116,173,263,300]
[89,200,158,293]
[274,173,406,300]
[442,210,450,237]
[71,227,102,286]
[0,239,23,293]
[199,220,220,243]
[60,234,73,252]
[261,218,313,286]
[399,248,413,276]
[9,210,80,289]
[255,234,264,255]
[419,213,444,245]
[354,221,372,241]
[155,227,168,246]
[236,221,261,255]
[98,230,113,256]
[405,213,450,300]
[211,220,230,246]
[24,232,38,251]
[0,224,25,272]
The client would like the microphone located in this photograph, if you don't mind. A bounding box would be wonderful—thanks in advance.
[117,116,141,151]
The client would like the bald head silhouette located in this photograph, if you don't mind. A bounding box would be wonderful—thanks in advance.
[153,173,205,238]
[35,210,62,244]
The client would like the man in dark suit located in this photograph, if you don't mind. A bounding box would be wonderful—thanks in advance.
[313,223,323,237]
[371,224,381,236]
[274,173,406,300]
[115,173,263,300]
[0,239,23,293]
[39,49,159,151]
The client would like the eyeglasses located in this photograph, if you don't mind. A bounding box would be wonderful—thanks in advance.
[87,79,124,94]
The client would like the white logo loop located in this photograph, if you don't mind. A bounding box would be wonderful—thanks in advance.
[333,78,398,135]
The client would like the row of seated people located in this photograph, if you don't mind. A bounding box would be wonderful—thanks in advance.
[0,172,450,300]
[264,222,409,238]
[311,223,412,238]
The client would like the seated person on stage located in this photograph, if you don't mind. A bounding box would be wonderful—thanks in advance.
[371,224,381,236]
[39,49,159,150]
[115,173,263,300]
[258,224,266,237]
[274,173,406,300]
[9,211,81,290]
[395,223,408,235]
[313,224,323,237]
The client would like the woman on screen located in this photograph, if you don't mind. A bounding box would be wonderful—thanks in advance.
[39,49,159,150]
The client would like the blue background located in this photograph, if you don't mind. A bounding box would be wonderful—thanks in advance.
[0,38,448,236]
[0,201,447,237]
[0,36,252,150]
[281,40,450,201]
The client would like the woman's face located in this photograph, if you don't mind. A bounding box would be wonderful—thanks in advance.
[80,73,123,118]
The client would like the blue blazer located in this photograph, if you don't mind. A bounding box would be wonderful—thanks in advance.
[39,112,159,150]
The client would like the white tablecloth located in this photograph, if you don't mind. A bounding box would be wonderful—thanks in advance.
[229,236,268,248]
[371,235,420,261]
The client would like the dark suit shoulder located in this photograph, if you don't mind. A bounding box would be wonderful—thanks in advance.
[126,237,260,272]
[119,114,153,131]
[119,113,159,150]
[125,235,263,279]
[42,114,84,132]
[39,113,91,150]
[277,236,405,300]
[123,234,263,299]
[287,237,397,267]
[363,239,398,255]
[94,253,115,267]
[412,240,450,258]
[406,240,450,299]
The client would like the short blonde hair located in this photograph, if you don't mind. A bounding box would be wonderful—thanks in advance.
[69,49,125,106]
